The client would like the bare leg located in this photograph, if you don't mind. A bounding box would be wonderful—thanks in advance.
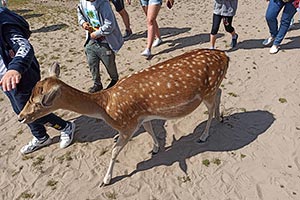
[142,4,161,49]
[210,34,217,49]
[143,121,159,154]
[118,9,131,32]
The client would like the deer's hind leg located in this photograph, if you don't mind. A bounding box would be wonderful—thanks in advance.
[143,121,159,154]
[214,88,222,122]
[199,88,222,142]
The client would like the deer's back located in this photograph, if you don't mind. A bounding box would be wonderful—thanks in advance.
[105,49,229,123]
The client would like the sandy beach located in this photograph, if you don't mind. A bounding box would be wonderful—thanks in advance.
[0,0,300,199]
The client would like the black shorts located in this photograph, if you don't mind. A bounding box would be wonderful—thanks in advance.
[111,0,124,12]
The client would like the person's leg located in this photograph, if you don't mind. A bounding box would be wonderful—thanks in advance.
[85,41,103,92]
[273,2,297,46]
[151,9,162,48]
[112,0,132,38]
[145,4,161,49]
[265,0,284,38]
[210,14,222,49]
[223,16,235,35]
[119,9,131,30]
[97,43,119,88]
[223,16,238,48]
[140,5,151,57]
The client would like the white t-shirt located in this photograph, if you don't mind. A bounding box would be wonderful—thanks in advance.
[0,54,7,80]
[84,1,100,28]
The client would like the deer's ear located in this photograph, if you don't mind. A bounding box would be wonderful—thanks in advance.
[41,87,60,107]
[49,62,60,78]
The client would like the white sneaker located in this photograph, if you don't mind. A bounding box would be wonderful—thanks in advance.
[269,45,279,54]
[152,38,162,47]
[141,48,151,57]
[262,37,274,46]
[20,136,52,154]
[60,122,76,148]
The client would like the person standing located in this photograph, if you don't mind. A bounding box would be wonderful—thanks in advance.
[263,0,297,54]
[210,0,239,50]
[111,0,133,40]
[77,0,124,93]
[140,0,174,58]
[0,7,76,154]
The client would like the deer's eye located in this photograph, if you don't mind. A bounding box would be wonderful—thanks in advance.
[34,102,42,107]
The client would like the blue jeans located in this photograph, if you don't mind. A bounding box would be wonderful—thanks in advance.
[265,0,297,46]
[4,88,67,140]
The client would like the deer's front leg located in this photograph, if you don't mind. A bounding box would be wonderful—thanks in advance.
[101,131,132,186]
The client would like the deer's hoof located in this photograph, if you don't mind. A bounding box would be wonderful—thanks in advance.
[113,134,119,143]
[197,136,209,143]
[99,182,106,187]
[150,150,159,155]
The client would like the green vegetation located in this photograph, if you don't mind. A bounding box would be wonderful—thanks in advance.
[46,179,58,190]
[105,191,117,200]
[57,151,73,164]
[32,155,45,167]
[177,175,191,183]
[279,98,287,103]
[202,159,210,167]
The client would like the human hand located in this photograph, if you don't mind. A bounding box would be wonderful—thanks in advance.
[90,32,97,39]
[82,22,94,33]
[0,70,21,92]
[126,0,131,5]
[2,0,6,7]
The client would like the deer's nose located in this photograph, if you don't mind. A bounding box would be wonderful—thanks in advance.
[17,115,25,123]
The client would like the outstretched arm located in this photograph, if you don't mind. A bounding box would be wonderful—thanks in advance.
[0,25,34,91]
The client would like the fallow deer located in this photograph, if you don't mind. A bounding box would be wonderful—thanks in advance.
[18,49,230,186]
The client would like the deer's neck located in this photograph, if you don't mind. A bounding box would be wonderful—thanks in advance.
[59,84,108,120]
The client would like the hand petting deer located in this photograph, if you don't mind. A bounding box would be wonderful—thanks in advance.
[18,49,230,186]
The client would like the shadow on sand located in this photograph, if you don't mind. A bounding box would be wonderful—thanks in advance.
[110,110,275,184]
[60,110,275,185]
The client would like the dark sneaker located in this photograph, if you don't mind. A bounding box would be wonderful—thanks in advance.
[231,34,238,48]
[106,79,118,89]
[60,122,76,148]
[123,29,132,40]
[20,136,52,154]
[88,84,103,93]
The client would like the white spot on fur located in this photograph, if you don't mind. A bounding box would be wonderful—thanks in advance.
[167,82,171,88]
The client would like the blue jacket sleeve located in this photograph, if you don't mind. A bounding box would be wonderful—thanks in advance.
[94,0,116,37]
[2,24,35,75]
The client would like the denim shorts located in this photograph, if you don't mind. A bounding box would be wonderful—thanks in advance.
[140,0,162,6]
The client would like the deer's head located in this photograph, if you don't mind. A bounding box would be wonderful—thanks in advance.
[18,62,62,123]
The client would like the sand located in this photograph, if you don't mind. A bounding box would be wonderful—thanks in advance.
[0,0,300,199]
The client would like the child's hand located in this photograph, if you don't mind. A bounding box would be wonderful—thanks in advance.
[82,22,95,33]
